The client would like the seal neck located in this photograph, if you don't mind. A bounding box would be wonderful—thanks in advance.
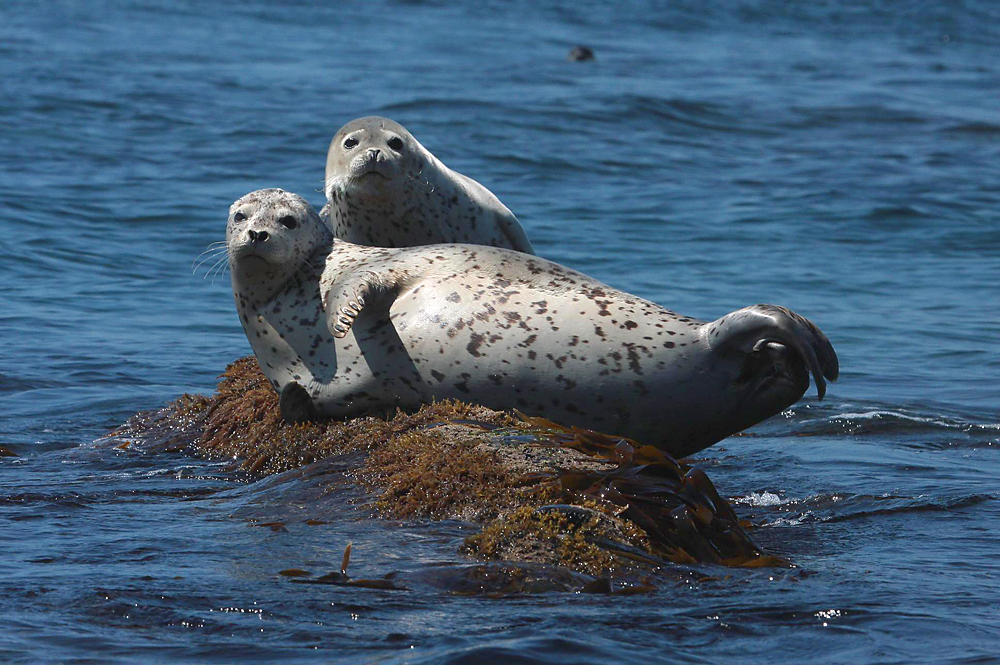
[230,258,308,310]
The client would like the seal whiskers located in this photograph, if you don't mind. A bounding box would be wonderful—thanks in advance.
[192,242,228,275]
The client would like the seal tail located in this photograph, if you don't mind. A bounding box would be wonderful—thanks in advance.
[704,304,839,399]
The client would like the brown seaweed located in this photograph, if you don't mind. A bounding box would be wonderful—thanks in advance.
[108,355,788,583]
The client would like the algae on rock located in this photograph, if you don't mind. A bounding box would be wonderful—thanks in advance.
[110,356,786,582]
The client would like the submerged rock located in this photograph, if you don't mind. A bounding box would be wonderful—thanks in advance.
[109,356,787,590]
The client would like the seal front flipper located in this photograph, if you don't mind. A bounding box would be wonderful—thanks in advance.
[703,304,839,399]
[324,270,402,338]
[279,381,321,422]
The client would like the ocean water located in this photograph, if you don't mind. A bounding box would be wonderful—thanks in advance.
[2,0,999,662]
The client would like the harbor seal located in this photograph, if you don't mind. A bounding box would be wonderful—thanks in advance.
[228,189,839,459]
[319,116,534,254]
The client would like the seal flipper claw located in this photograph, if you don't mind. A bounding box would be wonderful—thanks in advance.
[325,270,401,339]
[279,381,320,422]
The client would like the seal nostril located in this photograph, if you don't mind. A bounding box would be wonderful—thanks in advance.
[248,230,257,241]
[257,231,269,242]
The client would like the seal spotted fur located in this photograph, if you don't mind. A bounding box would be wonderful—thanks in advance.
[229,189,839,459]
[320,116,534,253]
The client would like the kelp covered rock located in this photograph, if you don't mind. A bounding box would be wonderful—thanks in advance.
[110,356,786,585]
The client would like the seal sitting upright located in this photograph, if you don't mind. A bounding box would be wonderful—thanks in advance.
[320,116,535,253]
[229,189,838,459]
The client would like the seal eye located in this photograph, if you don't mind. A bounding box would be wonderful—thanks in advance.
[278,215,298,229]
[344,137,359,149]
[234,211,246,222]
[387,136,403,151]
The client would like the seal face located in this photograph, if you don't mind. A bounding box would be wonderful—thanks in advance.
[229,190,839,459]
[320,116,535,254]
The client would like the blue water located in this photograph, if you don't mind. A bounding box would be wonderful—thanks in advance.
[2,1,999,661]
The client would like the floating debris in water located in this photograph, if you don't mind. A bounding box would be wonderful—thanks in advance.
[278,569,311,578]
[290,542,408,590]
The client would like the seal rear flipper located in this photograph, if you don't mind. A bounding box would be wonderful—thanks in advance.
[704,304,839,399]
[324,270,402,338]
[279,381,321,422]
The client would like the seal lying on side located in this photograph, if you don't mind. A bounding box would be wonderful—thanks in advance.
[319,116,534,253]
[229,189,839,459]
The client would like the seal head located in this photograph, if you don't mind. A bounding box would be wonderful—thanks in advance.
[227,189,330,301]
[324,117,416,200]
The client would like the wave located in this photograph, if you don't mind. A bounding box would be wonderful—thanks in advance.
[942,121,1000,135]
[786,402,999,448]
[740,491,997,527]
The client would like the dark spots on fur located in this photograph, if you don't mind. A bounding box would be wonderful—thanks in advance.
[557,375,577,391]
[474,304,496,323]
[624,320,637,330]
[663,341,676,349]
[624,344,643,375]
[546,354,567,369]
[467,332,485,357]
[446,292,461,303]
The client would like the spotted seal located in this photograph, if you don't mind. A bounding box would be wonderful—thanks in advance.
[228,189,839,459]
[319,116,534,253]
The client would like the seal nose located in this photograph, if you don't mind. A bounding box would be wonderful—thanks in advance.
[248,229,269,243]
[368,148,381,161]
